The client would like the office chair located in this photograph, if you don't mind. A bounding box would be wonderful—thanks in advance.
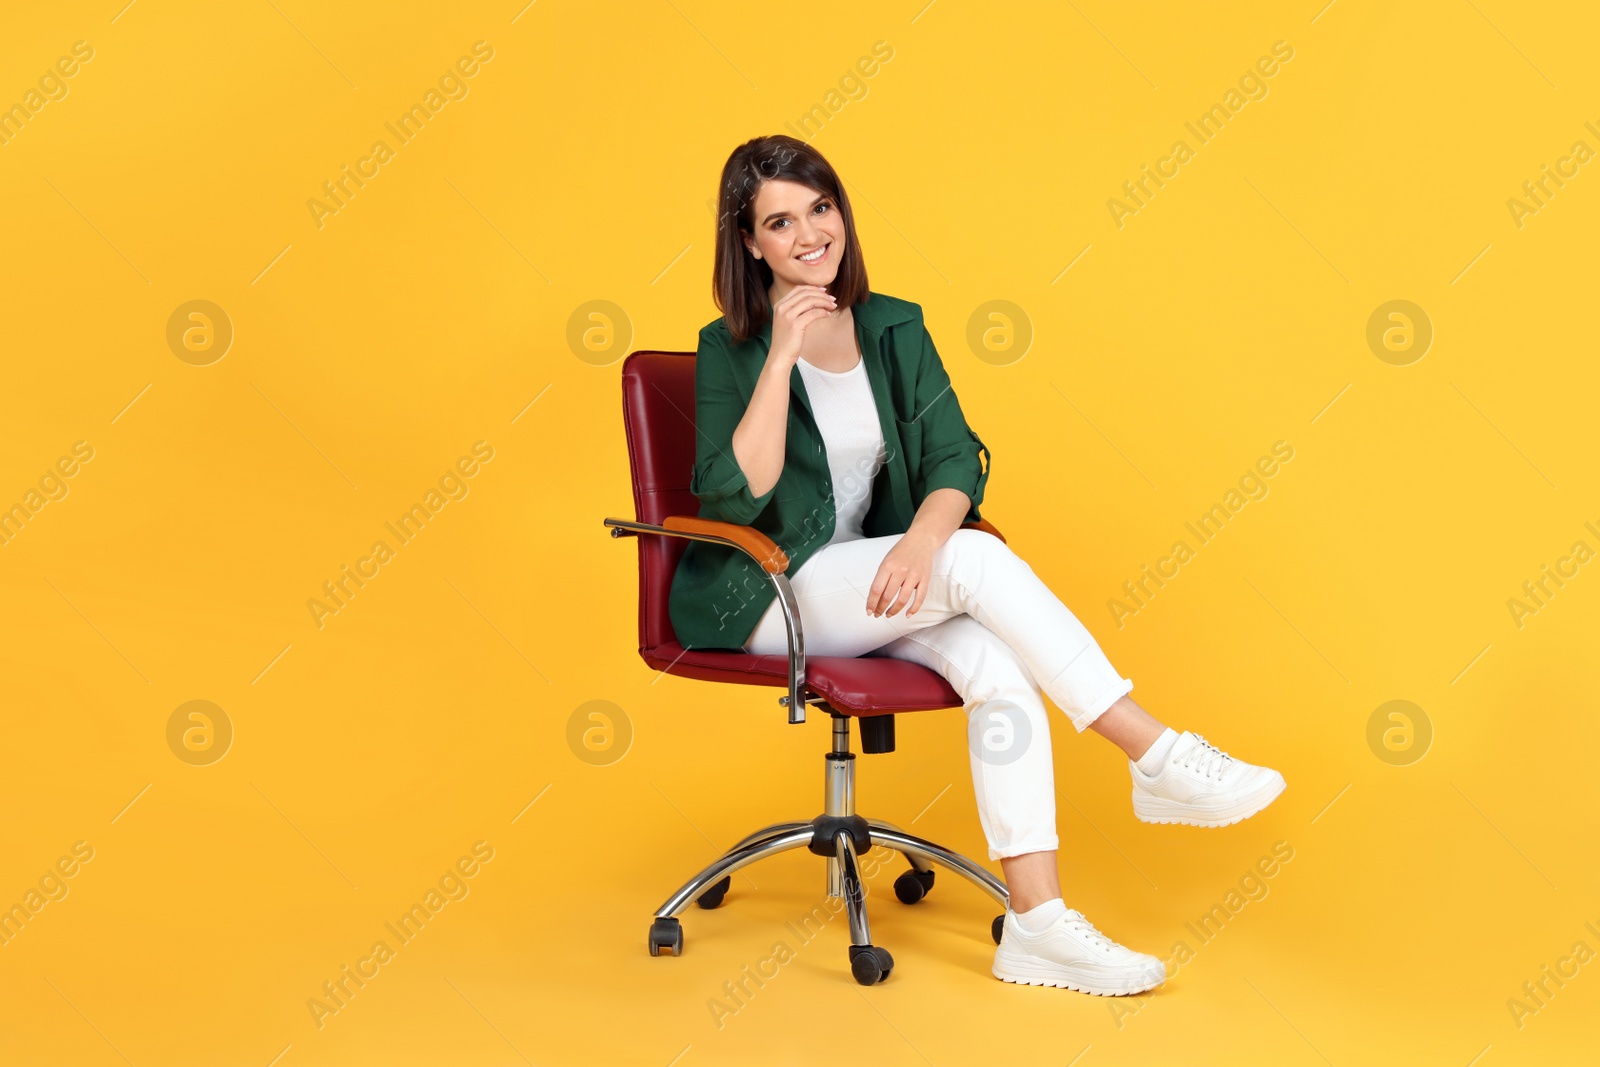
[604,348,1012,986]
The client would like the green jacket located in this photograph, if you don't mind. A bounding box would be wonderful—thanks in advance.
[667,290,991,652]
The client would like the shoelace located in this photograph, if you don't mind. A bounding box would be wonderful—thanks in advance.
[1181,733,1236,780]
[1059,909,1115,951]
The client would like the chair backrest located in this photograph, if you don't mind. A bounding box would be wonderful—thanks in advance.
[619,350,701,654]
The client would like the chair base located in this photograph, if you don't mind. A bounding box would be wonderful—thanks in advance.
[647,711,1011,985]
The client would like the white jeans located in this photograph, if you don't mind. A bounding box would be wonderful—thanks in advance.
[741,528,1134,860]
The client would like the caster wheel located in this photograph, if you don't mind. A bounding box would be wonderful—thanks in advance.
[648,917,683,957]
[696,875,731,909]
[992,914,1005,945]
[849,944,895,985]
[893,868,936,905]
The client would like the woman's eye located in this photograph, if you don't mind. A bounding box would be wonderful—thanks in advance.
[772,203,830,230]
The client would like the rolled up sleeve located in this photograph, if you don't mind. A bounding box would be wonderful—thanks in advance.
[909,321,989,523]
[688,327,776,526]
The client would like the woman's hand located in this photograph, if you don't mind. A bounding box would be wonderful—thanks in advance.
[768,285,836,367]
[865,529,937,618]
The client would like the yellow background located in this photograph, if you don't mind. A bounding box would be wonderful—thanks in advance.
[2,0,1597,1063]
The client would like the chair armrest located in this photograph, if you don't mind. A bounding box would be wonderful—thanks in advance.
[660,516,789,573]
[604,515,810,723]
[602,515,788,574]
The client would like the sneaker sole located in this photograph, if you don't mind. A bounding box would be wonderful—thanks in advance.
[992,954,1164,996]
[1133,775,1286,827]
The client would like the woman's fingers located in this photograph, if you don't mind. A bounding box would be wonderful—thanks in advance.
[873,574,917,617]
[777,285,835,318]
[867,555,932,618]
[865,566,891,615]
[885,573,924,616]
[771,286,838,359]
[868,566,905,616]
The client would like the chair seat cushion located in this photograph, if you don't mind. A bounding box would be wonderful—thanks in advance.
[640,643,961,716]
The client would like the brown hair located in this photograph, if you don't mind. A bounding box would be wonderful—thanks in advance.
[711,135,869,343]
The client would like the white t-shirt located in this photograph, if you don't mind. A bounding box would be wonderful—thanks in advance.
[795,355,887,548]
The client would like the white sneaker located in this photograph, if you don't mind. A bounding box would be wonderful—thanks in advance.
[1131,731,1286,827]
[992,906,1166,995]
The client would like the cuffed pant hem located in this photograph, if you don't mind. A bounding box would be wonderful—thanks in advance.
[988,835,1061,862]
[1066,677,1135,733]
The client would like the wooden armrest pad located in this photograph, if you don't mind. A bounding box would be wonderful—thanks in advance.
[662,516,790,574]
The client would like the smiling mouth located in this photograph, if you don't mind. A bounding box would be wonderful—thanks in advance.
[796,242,830,264]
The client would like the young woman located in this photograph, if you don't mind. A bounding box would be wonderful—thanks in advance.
[667,134,1286,996]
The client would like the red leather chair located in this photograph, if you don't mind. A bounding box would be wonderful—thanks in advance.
[605,349,1011,986]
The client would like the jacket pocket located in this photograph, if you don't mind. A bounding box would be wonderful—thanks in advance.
[893,417,924,488]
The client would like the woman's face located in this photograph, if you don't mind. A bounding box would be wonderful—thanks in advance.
[742,178,847,298]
